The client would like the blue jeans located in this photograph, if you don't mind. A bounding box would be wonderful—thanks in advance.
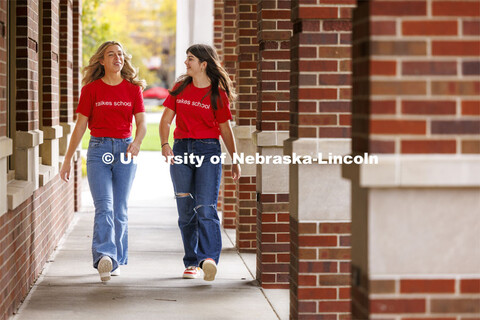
[87,136,137,271]
[170,138,223,268]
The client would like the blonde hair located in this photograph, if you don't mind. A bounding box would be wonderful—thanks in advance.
[82,41,146,90]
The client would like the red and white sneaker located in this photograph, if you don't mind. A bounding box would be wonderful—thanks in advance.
[183,266,200,279]
[201,258,217,281]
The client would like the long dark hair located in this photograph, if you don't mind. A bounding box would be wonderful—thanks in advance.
[170,44,236,110]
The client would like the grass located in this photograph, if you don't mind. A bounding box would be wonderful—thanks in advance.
[81,121,175,151]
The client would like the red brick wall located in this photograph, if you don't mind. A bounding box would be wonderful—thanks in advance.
[40,0,60,128]
[213,0,225,224]
[350,0,370,155]
[217,176,224,218]
[222,164,237,228]
[257,193,290,288]
[235,0,257,253]
[257,0,291,133]
[236,176,256,251]
[59,0,74,123]
[0,0,6,137]
[236,1,257,128]
[223,0,238,120]
[352,0,480,155]
[220,0,238,229]
[256,0,292,289]
[291,0,355,140]
[72,0,82,211]
[72,0,81,108]
[291,219,352,319]
[73,154,82,212]
[353,277,480,319]
[15,0,40,132]
[213,0,224,61]
[0,177,75,320]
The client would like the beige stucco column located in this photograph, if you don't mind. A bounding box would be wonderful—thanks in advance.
[15,130,43,183]
[41,125,63,167]
[0,137,13,215]
[233,125,256,175]
[286,138,352,221]
[39,125,64,186]
[7,130,43,210]
[59,122,75,156]
[256,131,289,194]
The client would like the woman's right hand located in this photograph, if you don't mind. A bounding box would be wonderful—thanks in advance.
[232,163,241,182]
[162,144,174,165]
[59,114,88,183]
[59,161,72,182]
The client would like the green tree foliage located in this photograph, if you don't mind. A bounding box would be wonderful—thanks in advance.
[81,0,176,87]
[82,0,111,66]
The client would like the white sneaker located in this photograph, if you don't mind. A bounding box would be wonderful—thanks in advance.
[111,268,120,276]
[201,259,217,281]
[98,256,112,282]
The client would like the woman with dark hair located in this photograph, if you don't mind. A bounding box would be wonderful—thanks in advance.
[60,41,146,282]
[159,44,240,281]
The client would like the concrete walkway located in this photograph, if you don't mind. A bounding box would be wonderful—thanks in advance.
[13,152,288,320]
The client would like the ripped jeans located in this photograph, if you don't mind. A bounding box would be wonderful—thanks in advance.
[170,138,222,268]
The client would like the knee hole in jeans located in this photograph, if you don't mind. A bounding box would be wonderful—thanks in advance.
[194,204,216,211]
[175,193,193,199]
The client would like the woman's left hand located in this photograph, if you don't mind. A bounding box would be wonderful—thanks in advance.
[127,141,141,157]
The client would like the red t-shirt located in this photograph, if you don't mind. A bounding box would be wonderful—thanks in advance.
[76,79,145,139]
[163,82,232,139]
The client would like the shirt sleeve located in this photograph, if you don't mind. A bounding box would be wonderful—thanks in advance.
[133,85,145,114]
[163,82,182,112]
[163,93,176,112]
[76,85,92,117]
[214,90,232,123]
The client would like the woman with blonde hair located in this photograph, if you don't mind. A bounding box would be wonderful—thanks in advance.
[60,41,146,282]
[160,44,240,281]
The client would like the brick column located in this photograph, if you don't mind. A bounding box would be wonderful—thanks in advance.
[220,0,238,229]
[39,0,62,184]
[40,0,61,131]
[14,0,43,189]
[0,0,12,216]
[213,0,224,60]
[0,0,6,137]
[255,0,292,289]
[213,0,224,222]
[287,0,356,319]
[72,0,81,211]
[58,0,74,156]
[234,0,257,252]
[344,0,480,319]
